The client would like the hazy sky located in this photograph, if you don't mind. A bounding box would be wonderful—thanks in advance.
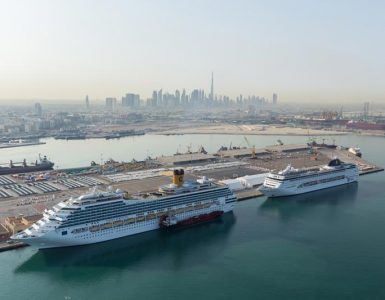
[0,0,384,103]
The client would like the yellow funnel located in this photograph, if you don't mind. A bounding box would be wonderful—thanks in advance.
[172,169,184,187]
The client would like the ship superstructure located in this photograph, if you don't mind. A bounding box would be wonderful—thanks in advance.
[11,170,236,249]
[259,158,358,197]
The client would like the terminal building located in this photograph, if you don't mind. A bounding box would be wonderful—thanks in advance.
[156,153,217,166]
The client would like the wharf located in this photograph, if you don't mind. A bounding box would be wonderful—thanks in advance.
[235,189,264,201]
[318,148,384,176]
[0,241,27,252]
[0,142,382,235]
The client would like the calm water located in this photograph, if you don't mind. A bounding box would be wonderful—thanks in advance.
[0,133,375,168]
[1,134,385,299]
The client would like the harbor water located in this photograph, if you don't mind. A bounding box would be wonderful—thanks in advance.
[1,134,385,299]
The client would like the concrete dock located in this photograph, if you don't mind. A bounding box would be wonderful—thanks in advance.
[0,241,27,252]
[0,142,382,252]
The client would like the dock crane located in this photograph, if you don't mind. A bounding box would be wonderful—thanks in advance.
[243,136,256,158]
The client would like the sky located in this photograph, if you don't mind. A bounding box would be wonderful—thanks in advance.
[0,0,384,104]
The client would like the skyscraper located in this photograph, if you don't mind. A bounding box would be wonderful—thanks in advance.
[34,103,42,116]
[181,89,187,105]
[157,89,163,106]
[210,72,214,101]
[152,91,158,106]
[105,97,117,111]
[363,102,370,120]
[272,93,278,105]
[175,89,181,105]
[85,95,90,110]
[122,93,140,107]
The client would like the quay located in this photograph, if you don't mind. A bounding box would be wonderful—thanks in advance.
[0,142,382,252]
[0,241,27,252]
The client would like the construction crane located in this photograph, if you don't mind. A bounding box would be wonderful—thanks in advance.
[243,136,256,158]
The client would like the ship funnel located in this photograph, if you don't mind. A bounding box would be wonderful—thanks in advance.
[172,169,184,187]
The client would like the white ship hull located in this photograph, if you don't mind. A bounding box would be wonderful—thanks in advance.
[17,202,235,249]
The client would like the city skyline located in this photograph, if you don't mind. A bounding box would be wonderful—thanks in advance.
[1,1,385,104]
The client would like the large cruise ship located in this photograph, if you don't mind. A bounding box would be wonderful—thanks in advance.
[11,170,237,249]
[259,158,358,197]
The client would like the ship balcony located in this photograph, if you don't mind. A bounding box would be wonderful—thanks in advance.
[55,212,69,218]
[37,220,46,226]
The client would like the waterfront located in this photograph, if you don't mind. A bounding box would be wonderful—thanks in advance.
[0,134,385,299]
[0,133,379,169]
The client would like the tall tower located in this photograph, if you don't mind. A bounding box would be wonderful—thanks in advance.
[34,102,42,116]
[272,93,278,105]
[210,72,214,101]
[85,95,90,109]
[363,102,370,120]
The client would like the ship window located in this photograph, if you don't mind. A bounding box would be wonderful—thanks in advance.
[62,230,67,235]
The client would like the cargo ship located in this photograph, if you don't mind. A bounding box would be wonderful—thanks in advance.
[0,139,45,149]
[54,134,86,140]
[346,121,385,131]
[104,130,145,140]
[11,170,237,249]
[0,155,54,175]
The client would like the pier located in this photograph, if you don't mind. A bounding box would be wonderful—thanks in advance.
[0,142,382,251]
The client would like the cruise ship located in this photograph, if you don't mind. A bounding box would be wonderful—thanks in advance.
[259,158,358,197]
[11,170,237,249]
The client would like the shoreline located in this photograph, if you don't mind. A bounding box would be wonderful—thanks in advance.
[152,124,385,137]
[156,132,347,136]
[154,124,349,136]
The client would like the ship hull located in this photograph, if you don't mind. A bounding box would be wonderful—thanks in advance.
[160,211,224,229]
[0,164,54,175]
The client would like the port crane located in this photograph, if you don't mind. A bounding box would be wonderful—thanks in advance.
[243,136,256,158]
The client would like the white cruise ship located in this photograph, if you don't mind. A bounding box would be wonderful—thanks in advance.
[259,158,358,197]
[11,170,237,249]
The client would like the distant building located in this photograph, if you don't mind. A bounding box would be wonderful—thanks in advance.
[151,90,158,106]
[105,97,117,111]
[175,89,181,104]
[181,89,187,105]
[34,103,42,116]
[272,93,278,105]
[122,93,140,107]
[85,95,90,110]
[157,89,163,106]
[363,102,370,120]
[210,72,214,101]
[191,89,199,105]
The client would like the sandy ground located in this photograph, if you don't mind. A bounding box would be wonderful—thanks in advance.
[156,124,347,136]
